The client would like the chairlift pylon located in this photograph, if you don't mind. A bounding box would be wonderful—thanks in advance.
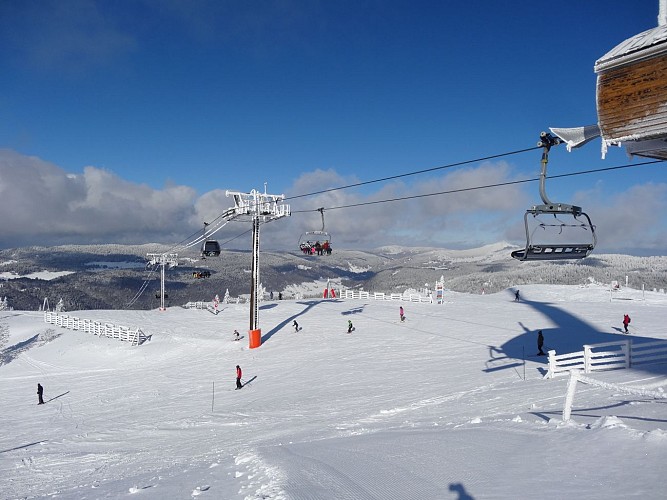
[298,208,333,255]
[511,132,597,261]
[200,222,221,257]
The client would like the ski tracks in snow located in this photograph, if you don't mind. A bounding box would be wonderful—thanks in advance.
[335,382,506,434]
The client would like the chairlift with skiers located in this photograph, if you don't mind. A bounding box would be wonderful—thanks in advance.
[298,208,333,255]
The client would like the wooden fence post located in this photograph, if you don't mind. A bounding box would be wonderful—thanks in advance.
[563,370,580,421]
[583,345,592,373]
[546,349,556,379]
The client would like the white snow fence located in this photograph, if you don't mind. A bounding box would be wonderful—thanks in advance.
[44,311,148,346]
[545,339,667,379]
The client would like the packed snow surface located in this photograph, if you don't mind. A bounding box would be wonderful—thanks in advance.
[1,283,666,499]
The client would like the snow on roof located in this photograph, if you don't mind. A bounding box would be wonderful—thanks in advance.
[595,24,667,71]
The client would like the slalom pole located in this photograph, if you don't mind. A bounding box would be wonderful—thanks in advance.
[523,346,526,381]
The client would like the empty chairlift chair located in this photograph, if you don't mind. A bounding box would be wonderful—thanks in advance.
[511,133,597,261]
[200,221,221,257]
[201,240,221,257]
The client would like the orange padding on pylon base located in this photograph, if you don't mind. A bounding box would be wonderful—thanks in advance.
[249,329,262,349]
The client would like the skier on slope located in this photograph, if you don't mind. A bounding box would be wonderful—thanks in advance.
[233,329,240,341]
[623,314,631,334]
[347,320,353,333]
[515,290,521,302]
[537,330,545,356]
[399,306,405,322]
[235,365,243,390]
[37,383,44,405]
[293,320,299,332]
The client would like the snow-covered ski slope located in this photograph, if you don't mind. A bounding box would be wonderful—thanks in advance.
[1,284,666,499]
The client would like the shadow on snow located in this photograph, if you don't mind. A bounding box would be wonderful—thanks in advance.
[487,290,667,378]
[261,300,342,343]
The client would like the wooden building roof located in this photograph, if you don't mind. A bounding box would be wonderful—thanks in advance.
[595,24,667,72]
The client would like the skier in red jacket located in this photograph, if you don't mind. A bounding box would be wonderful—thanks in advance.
[235,365,243,390]
[623,314,631,334]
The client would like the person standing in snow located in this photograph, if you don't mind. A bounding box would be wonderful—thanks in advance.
[347,320,353,333]
[537,330,545,356]
[233,329,240,341]
[515,290,520,302]
[37,383,44,405]
[293,320,299,332]
[399,306,405,322]
[235,365,243,390]
[623,314,631,334]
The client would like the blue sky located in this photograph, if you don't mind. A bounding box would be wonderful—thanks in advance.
[1,0,665,255]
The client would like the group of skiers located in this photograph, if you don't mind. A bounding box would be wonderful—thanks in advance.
[228,306,408,389]
[299,240,332,256]
[35,305,635,400]
[228,302,635,392]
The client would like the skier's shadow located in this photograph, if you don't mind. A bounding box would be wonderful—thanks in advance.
[0,441,45,454]
[449,482,475,499]
[342,304,366,315]
[242,376,257,387]
[484,345,523,376]
[45,391,70,403]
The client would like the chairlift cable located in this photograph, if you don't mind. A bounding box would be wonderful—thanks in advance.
[290,158,664,213]
[126,263,159,307]
[283,146,542,201]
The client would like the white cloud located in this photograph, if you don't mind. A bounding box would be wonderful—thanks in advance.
[0,149,198,247]
[1,149,665,255]
[573,181,667,254]
[269,162,530,250]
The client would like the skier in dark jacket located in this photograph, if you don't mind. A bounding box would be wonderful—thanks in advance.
[347,320,353,333]
[293,320,299,332]
[515,290,520,302]
[236,365,243,390]
[37,383,44,405]
[537,330,545,356]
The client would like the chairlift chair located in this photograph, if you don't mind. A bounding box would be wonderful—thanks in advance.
[200,222,221,257]
[298,208,333,255]
[511,132,597,261]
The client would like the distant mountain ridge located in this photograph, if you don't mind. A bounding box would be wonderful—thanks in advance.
[1,243,666,311]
